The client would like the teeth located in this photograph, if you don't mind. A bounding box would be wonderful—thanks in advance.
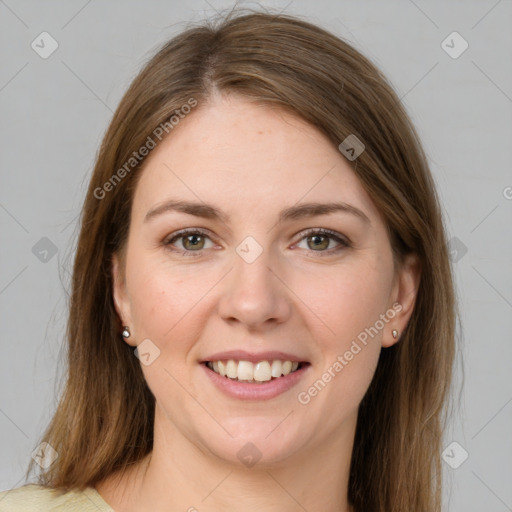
[226,359,238,379]
[254,361,272,381]
[237,360,253,380]
[271,360,282,377]
[207,359,302,383]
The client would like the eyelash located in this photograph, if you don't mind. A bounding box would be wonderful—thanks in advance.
[163,228,351,258]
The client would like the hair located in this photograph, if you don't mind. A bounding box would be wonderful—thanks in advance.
[27,8,456,511]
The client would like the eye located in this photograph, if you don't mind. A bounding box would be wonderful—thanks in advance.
[163,227,350,257]
[294,228,350,255]
[163,228,215,256]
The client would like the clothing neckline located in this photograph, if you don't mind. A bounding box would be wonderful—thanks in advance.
[83,486,114,510]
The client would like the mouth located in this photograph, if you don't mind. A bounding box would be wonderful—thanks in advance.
[203,359,308,384]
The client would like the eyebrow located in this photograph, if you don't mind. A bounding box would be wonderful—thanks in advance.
[144,199,371,225]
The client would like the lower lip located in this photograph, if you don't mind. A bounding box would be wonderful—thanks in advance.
[201,363,310,401]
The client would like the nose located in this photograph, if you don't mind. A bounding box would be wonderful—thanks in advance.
[217,245,292,331]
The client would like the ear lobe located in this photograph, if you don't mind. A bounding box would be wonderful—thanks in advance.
[382,252,421,348]
[112,253,136,346]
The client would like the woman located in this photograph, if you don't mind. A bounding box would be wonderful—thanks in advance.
[0,9,456,512]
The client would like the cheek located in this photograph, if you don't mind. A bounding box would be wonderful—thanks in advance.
[293,256,392,412]
[127,250,228,370]
[125,256,209,398]
[296,256,393,349]
[125,251,218,352]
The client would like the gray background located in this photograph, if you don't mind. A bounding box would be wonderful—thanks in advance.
[1,0,511,510]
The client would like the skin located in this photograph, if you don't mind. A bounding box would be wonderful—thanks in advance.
[97,92,420,512]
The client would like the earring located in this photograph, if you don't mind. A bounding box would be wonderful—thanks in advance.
[122,326,131,339]
[392,329,399,340]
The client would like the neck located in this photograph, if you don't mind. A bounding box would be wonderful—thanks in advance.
[98,407,357,512]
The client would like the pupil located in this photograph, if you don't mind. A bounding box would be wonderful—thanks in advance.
[309,235,328,250]
[185,234,203,249]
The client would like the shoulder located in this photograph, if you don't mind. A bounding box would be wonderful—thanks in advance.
[0,484,113,511]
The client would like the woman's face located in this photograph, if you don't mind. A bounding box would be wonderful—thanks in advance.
[112,93,419,467]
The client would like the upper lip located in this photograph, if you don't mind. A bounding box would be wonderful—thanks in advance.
[201,350,309,364]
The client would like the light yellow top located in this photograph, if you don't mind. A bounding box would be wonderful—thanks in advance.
[0,484,114,511]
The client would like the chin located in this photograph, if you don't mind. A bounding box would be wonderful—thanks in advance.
[198,416,310,469]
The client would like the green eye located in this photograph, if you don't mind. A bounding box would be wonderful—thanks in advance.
[164,229,213,256]
[163,227,350,257]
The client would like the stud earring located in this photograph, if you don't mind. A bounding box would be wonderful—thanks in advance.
[392,329,399,339]
[122,326,131,339]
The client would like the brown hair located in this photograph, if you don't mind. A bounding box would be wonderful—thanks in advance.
[27,9,456,511]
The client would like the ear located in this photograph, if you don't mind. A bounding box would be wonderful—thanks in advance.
[112,252,136,346]
[382,252,421,348]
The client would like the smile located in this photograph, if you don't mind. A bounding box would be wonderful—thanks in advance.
[205,359,304,383]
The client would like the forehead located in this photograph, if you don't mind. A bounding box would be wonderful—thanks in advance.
[131,94,382,224]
